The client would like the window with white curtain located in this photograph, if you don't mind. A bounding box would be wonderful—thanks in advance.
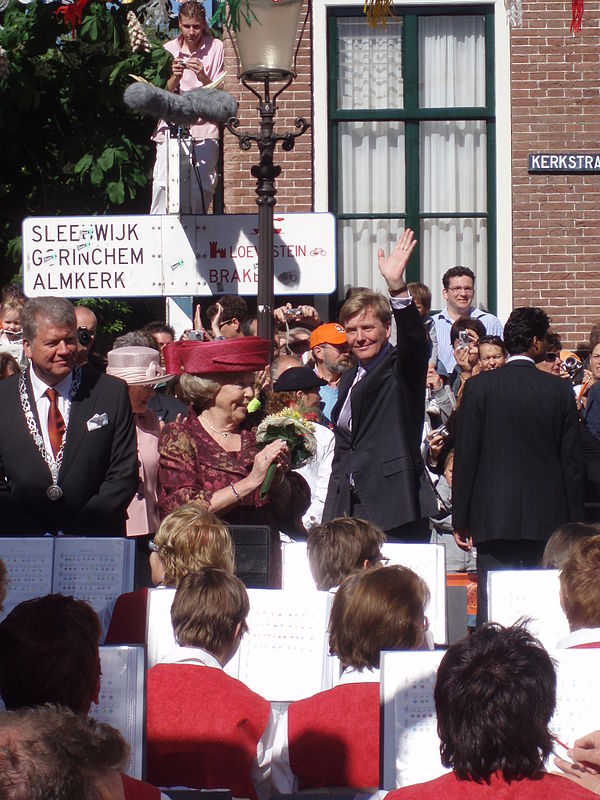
[329,7,495,312]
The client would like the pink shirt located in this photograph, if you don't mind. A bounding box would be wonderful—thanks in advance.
[153,33,224,143]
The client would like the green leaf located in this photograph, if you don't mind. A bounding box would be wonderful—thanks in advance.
[97,148,115,170]
[74,153,94,174]
[90,163,104,186]
[107,180,125,204]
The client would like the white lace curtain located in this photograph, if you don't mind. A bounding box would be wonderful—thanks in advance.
[336,15,489,309]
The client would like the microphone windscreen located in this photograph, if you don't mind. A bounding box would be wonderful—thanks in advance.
[124,82,237,125]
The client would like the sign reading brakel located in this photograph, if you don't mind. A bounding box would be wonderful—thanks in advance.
[529,153,600,173]
[23,213,336,298]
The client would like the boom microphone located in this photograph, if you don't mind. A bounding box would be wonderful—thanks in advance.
[124,81,238,125]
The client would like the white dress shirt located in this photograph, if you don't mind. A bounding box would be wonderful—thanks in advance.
[28,366,73,459]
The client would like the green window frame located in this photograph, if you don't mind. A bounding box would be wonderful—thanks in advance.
[327,5,497,312]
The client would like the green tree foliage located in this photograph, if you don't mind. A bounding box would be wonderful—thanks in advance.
[0,0,173,286]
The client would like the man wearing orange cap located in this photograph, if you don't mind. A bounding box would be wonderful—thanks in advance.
[310,323,352,423]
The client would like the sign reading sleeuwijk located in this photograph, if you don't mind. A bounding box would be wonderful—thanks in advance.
[22,213,337,298]
[529,153,600,173]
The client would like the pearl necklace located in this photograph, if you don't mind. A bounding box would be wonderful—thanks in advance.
[200,414,236,438]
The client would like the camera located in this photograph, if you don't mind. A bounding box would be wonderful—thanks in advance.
[432,424,449,438]
[285,308,301,317]
[456,330,470,350]
[77,327,94,347]
[187,330,205,341]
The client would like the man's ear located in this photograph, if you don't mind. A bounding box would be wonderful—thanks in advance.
[233,621,243,642]
[232,318,242,333]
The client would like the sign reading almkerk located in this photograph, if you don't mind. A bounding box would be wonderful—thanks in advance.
[22,213,336,297]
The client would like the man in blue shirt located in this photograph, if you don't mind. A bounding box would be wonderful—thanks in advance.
[433,266,503,373]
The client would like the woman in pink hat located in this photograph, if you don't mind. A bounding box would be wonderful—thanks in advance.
[157,337,310,585]
[107,345,174,542]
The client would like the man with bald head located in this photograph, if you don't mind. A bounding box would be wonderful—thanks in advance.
[74,306,98,367]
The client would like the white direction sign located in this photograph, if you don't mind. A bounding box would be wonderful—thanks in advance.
[23,213,336,298]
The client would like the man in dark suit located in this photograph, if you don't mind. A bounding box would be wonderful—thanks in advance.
[0,297,138,536]
[322,228,436,540]
[453,306,584,624]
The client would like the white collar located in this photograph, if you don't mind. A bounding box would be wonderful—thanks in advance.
[337,666,380,685]
[161,644,223,669]
[506,355,535,365]
[29,366,73,403]
[557,628,600,648]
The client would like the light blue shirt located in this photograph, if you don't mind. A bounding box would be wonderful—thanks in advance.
[433,306,504,373]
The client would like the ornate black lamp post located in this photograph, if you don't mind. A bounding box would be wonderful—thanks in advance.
[226,0,310,343]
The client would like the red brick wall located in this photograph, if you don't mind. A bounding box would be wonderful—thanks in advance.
[221,0,314,215]
[511,0,600,350]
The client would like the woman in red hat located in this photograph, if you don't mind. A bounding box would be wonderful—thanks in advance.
[157,337,310,585]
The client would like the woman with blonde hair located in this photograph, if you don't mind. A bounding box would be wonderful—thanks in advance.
[105,503,234,644]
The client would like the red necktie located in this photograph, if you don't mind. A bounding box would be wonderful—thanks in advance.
[45,388,66,458]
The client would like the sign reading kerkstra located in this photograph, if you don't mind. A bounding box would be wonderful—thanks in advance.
[23,213,336,297]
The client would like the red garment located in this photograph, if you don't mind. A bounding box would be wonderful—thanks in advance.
[104,589,148,645]
[288,683,380,789]
[157,409,310,586]
[157,409,270,518]
[146,664,270,798]
[386,771,596,799]
[121,773,161,800]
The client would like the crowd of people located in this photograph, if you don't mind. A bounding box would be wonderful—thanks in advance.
[2,227,600,795]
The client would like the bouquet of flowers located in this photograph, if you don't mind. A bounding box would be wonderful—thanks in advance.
[255,409,317,500]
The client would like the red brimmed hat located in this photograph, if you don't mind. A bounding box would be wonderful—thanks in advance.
[163,337,271,375]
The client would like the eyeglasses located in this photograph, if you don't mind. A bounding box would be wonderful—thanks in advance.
[148,540,160,553]
[446,285,474,294]
[218,319,234,329]
[545,352,560,363]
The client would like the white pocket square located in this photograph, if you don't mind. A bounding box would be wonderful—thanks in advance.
[87,412,109,431]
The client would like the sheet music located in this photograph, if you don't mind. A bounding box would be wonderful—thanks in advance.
[381,648,600,789]
[380,650,447,790]
[549,649,600,765]
[282,542,447,645]
[53,538,135,614]
[147,587,334,701]
[381,543,447,645]
[487,569,569,649]
[92,646,145,779]
[227,589,334,702]
[0,538,54,619]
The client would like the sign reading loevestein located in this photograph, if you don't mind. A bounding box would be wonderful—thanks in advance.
[528,153,600,173]
[23,213,336,298]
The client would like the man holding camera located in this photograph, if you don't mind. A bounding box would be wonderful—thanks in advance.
[453,306,584,624]
[74,305,98,367]
[0,297,138,536]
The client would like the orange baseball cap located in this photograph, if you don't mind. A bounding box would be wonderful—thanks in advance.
[310,323,347,349]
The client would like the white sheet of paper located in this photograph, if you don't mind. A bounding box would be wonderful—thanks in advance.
[282,541,447,645]
[147,587,334,702]
[229,588,334,702]
[380,650,447,789]
[92,646,145,779]
[53,538,135,614]
[381,543,446,645]
[380,648,600,789]
[487,569,569,649]
[0,537,54,619]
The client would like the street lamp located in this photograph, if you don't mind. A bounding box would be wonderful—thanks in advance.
[226,0,310,343]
